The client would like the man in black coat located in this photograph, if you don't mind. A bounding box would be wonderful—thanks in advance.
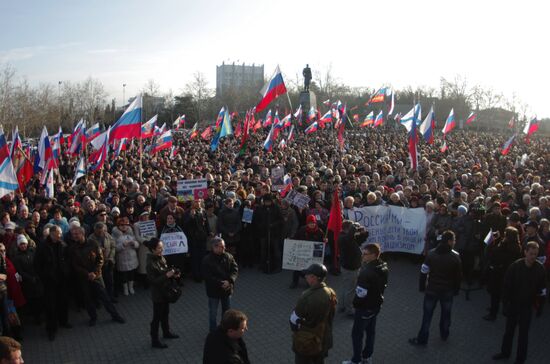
[201,237,239,332]
[338,221,368,316]
[203,309,250,364]
[252,194,283,274]
[492,241,546,364]
[409,230,462,346]
[342,243,388,364]
[33,225,71,341]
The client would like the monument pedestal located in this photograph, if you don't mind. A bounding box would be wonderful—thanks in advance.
[298,91,317,125]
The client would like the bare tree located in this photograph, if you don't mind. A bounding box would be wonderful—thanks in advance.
[184,71,213,122]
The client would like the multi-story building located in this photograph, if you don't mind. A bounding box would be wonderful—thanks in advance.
[216,62,264,97]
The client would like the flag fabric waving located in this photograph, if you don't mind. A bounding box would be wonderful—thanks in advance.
[9,126,22,160]
[89,128,110,172]
[304,121,319,134]
[201,126,212,140]
[501,134,516,155]
[361,111,374,128]
[86,123,101,142]
[465,112,477,125]
[408,104,421,170]
[72,157,86,187]
[110,95,142,141]
[442,108,456,135]
[152,130,173,153]
[141,115,157,139]
[419,106,435,144]
[366,87,387,105]
[327,189,343,269]
[400,104,421,132]
[0,128,20,198]
[387,88,395,116]
[373,110,384,128]
[255,65,287,113]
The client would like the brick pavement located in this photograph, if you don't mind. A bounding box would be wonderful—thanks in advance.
[22,257,550,363]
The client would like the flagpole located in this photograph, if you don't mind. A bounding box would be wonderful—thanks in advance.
[139,137,143,182]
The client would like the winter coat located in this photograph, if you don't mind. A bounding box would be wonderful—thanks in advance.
[69,240,104,285]
[112,226,139,272]
[485,238,522,294]
[217,207,242,244]
[452,215,474,252]
[34,236,69,287]
[201,252,238,298]
[88,232,116,265]
[4,256,26,307]
[252,204,283,240]
[146,254,170,303]
[12,248,44,299]
[292,282,337,357]
[420,243,462,294]
[353,259,388,312]
[203,326,250,364]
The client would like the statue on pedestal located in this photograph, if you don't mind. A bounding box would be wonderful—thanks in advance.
[302,64,312,92]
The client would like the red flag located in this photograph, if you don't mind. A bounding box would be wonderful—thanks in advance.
[327,189,343,268]
[201,126,212,140]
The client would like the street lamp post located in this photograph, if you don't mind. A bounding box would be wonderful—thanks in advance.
[122,83,127,109]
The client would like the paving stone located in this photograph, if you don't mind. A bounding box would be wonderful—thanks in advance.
[22,258,550,363]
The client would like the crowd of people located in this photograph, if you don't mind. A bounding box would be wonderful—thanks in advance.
[0,121,549,363]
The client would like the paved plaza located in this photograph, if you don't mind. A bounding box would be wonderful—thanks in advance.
[22,257,550,364]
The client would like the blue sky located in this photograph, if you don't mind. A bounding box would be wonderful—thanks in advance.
[1,0,548,118]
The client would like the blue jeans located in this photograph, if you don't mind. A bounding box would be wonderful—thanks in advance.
[416,291,454,344]
[351,309,378,362]
[208,296,231,332]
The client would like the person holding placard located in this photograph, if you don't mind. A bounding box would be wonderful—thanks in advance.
[145,237,181,349]
[290,215,326,289]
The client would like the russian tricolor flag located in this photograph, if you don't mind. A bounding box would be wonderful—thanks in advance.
[152,130,173,153]
[256,66,287,114]
[38,126,54,170]
[465,112,477,125]
[408,104,420,170]
[501,134,516,155]
[88,128,110,172]
[86,123,101,142]
[373,110,384,128]
[10,126,22,160]
[110,95,142,141]
[442,108,456,135]
[304,121,319,134]
[419,106,435,144]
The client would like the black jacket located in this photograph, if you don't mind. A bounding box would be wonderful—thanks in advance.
[201,252,238,298]
[203,326,250,364]
[353,259,388,312]
[34,237,69,287]
[146,254,170,303]
[420,243,462,294]
[502,258,546,311]
[339,227,367,271]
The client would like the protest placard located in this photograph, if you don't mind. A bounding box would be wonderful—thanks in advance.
[284,190,311,209]
[136,220,157,239]
[242,208,254,223]
[159,231,188,255]
[282,239,325,271]
[177,179,208,202]
[349,205,427,254]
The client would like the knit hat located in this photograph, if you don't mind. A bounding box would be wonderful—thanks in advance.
[111,207,121,215]
[306,215,317,224]
[17,235,28,246]
[457,205,468,215]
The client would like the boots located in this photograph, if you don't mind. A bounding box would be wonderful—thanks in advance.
[123,283,129,296]
[151,323,168,349]
[128,281,135,295]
